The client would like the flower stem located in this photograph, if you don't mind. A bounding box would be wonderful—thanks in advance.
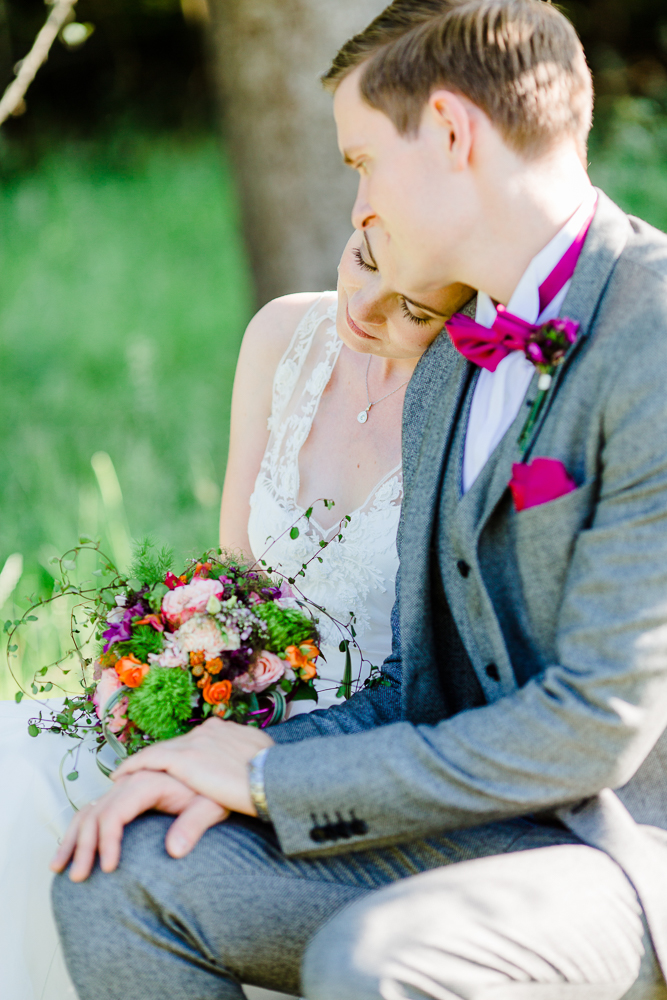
[518,389,548,453]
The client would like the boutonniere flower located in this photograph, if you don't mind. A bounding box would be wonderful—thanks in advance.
[518,317,579,452]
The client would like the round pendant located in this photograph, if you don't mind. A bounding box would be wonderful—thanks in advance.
[357,410,369,424]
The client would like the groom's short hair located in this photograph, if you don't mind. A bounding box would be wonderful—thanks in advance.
[324,0,593,160]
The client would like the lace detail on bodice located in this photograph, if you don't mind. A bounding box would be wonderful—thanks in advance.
[247,293,402,704]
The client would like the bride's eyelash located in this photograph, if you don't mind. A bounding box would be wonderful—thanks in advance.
[352,247,431,326]
[400,298,432,326]
[353,246,376,272]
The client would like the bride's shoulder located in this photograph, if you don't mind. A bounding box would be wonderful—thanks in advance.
[238,291,337,380]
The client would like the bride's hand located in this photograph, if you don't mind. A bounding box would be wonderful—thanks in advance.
[112,717,275,816]
[51,770,228,882]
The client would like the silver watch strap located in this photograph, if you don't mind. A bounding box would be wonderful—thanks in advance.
[248,746,271,823]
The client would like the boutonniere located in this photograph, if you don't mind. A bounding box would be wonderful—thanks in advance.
[517,317,579,453]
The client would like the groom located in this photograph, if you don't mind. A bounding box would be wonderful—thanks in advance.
[53,2,667,998]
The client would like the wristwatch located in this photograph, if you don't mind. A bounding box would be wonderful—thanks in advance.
[248,746,271,823]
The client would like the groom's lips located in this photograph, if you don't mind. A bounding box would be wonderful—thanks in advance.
[346,306,376,341]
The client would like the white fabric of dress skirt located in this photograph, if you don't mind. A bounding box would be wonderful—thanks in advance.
[0,698,112,999]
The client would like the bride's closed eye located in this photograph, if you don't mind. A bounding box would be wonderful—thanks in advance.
[353,246,376,273]
[399,298,433,327]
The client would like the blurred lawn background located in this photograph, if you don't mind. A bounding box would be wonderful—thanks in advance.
[1,0,667,696]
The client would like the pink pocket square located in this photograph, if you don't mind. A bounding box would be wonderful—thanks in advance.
[509,458,576,512]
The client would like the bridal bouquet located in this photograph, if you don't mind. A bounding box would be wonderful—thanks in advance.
[12,543,320,766]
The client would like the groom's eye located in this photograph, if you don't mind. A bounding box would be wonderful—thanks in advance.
[353,246,377,273]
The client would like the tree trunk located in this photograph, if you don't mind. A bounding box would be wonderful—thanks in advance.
[207,0,386,306]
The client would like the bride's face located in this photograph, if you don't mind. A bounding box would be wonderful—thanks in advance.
[336,230,474,360]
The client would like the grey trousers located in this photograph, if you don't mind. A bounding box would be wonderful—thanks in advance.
[52,812,665,1000]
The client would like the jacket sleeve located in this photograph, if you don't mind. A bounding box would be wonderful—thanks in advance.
[263,283,667,857]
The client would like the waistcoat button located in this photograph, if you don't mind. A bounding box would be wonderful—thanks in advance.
[485,663,500,681]
[457,560,470,578]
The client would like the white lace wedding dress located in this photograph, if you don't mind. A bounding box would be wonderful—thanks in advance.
[248,292,402,711]
[0,291,402,1000]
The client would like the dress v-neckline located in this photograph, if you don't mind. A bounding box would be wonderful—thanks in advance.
[292,323,403,535]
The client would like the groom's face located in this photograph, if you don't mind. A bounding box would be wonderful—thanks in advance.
[334,66,469,297]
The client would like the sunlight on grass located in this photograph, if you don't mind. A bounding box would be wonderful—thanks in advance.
[0,134,253,699]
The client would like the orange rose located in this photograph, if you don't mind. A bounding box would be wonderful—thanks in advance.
[285,642,320,680]
[206,657,224,675]
[189,650,206,667]
[115,653,150,688]
[299,660,318,681]
[203,678,232,705]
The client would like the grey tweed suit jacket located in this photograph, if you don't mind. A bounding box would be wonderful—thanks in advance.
[268,192,667,971]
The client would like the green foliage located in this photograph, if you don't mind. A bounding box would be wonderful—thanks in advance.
[589,98,667,232]
[113,624,165,661]
[255,602,317,654]
[127,666,196,741]
[0,135,252,697]
[129,538,174,589]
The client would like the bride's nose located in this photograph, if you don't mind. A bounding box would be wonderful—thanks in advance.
[350,286,387,328]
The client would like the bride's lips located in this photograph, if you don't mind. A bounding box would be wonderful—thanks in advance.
[346,306,377,341]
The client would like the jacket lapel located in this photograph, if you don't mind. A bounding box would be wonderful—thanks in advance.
[399,334,471,721]
[473,190,632,537]
[400,334,470,563]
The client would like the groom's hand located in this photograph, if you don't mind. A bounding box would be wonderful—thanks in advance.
[51,770,228,882]
[112,717,274,816]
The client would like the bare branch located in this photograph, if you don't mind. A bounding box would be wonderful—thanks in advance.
[0,0,78,127]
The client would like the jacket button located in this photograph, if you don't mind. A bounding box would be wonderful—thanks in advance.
[335,813,352,838]
[321,815,339,841]
[457,560,470,578]
[349,812,368,836]
[485,663,500,681]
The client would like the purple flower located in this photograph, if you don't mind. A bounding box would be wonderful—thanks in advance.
[261,586,282,600]
[102,602,146,652]
[551,318,578,344]
[524,316,580,372]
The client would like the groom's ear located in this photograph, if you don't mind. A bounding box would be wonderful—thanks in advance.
[424,90,475,172]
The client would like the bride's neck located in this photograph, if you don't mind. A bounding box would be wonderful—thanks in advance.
[372,355,420,384]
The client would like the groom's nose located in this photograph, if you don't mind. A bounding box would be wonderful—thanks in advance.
[351,180,376,232]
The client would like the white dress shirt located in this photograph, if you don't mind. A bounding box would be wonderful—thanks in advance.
[462,187,598,493]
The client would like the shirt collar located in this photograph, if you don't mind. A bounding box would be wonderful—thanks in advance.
[476,187,598,330]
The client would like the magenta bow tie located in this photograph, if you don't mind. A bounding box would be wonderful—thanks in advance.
[445,201,596,373]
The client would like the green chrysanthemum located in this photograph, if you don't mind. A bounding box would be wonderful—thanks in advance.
[113,624,164,662]
[255,601,317,653]
[127,667,196,741]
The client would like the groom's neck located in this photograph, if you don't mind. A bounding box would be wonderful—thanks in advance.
[462,141,593,306]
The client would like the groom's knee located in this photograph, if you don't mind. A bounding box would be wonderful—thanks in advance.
[52,813,175,964]
[302,895,387,1000]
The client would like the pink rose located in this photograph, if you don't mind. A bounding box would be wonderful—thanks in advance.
[162,578,224,627]
[176,614,234,660]
[234,650,285,693]
[93,668,128,733]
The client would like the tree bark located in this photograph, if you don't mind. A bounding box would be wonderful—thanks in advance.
[207,0,386,305]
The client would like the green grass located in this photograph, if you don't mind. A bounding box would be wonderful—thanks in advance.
[589,98,667,231]
[0,134,253,695]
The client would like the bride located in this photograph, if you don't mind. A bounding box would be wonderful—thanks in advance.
[220,231,472,709]
[0,227,472,1000]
